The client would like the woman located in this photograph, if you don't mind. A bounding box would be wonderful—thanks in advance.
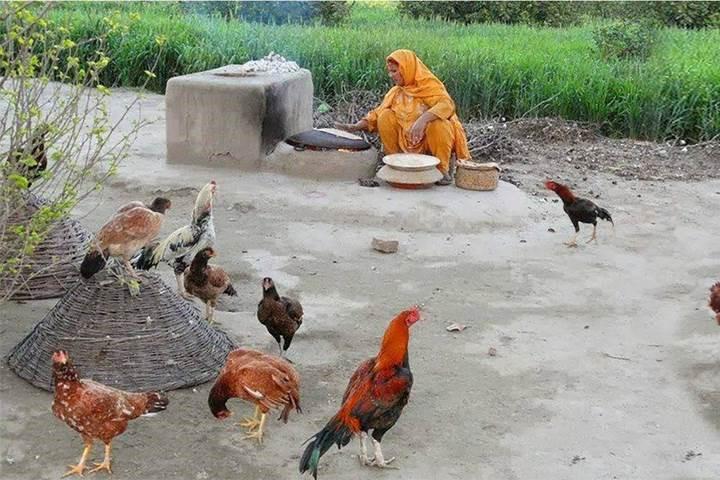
[337,49,471,186]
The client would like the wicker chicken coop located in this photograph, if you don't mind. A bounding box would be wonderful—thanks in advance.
[6,270,237,392]
[0,194,91,300]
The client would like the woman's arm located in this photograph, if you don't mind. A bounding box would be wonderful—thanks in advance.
[408,111,438,145]
[334,118,369,132]
[408,96,455,145]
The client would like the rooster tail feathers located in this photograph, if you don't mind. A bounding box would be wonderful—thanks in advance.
[132,241,163,270]
[143,391,169,415]
[597,207,613,226]
[299,416,354,478]
[224,283,237,296]
[80,249,108,279]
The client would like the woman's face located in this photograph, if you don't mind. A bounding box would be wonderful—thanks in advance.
[386,60,404,86]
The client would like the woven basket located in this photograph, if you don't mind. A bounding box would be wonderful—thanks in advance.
[0,194,91,300]
[455,161,501,191]
[6,270,237,392]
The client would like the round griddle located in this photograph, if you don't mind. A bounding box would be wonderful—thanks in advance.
[285,128,371,151]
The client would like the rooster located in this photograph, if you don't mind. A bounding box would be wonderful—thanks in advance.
[80,197,171,279]
[5,123,49,188]
[208,348,301,443]
[184,247,237,323]
[133,181,217,297]
[545,180,613,247]
[51,350,168,476]
[257,277,304,358]
[710,282,720,325]
[299,307,420,478]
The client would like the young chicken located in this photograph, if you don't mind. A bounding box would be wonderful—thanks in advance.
[545,180,613,247]
[710,282,720,325]
[257,277,304,358]
[80,197,171,279]
[184,247,237,323]
[208,348,301,444]
[6,123,49,188]
[51,350,168,476]
[300,307,420,478]
[133,181,217,297]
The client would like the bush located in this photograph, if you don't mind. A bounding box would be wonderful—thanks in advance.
[592,20,658,60]
[181,1,352,26]
[1,3,159,301]
[397,1,584,27]
[398,1,720,28]
[639,1,720,29]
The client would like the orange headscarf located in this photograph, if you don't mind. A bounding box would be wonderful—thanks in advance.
[377,49,470,160]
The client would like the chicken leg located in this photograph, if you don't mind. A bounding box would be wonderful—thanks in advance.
[358,432,370,465]
[586,224,598,244]
[368,437,397,468]
[564,232,578,248]
[205,303,215,324]
[62,441,92,477]
[176,272,193,300]
[238,405,262,431]
[123,259,141,280]
[243,412,267,444]
[89,443,112,474]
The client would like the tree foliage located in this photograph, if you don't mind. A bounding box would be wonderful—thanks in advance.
[0,2,161,302]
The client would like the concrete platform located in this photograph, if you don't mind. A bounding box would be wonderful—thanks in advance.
[265,140,378,181]
[166,65,313,168]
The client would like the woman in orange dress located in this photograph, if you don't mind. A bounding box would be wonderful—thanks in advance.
[337,49,471,185]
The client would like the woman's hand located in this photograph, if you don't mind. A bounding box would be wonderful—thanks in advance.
[335,119,368,132]
[408,117,429,145]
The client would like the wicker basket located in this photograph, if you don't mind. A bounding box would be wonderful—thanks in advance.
[6,270,237,392]
[455,161,501,191]
[0,194,92,300]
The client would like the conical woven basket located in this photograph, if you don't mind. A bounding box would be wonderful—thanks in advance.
[0,194,91,300]
[6,270,236,392]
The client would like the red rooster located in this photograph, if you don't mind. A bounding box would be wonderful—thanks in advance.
[299,307,420,478]
[710,282,720,325]
[545,180,613,247]
[51,350,168,476]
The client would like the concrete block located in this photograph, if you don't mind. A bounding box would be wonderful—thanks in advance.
[166,66,313,167]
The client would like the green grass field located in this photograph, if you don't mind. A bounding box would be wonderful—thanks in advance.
[46,2,720,142]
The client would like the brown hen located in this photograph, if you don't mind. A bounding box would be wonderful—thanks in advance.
[208,348,301,443]
[710,282,720,325]
[184,247,237,323]
[257,277,304,358]
[80,197,171,279]
[51,350,168,476]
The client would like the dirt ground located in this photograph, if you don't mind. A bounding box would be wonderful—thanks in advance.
[1,88,719,480]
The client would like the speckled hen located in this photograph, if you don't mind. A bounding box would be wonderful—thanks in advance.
[51,350,168,476]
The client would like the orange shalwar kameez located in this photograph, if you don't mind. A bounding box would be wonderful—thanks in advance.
[364,50,471,174]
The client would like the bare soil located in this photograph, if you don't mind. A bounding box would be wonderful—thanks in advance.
[1,88,719,480]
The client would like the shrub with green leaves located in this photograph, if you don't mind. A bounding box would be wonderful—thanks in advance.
[592,20,658,60]
[0,2,161,302]
[398,1,584,27]
[398,1,720,29]
[180,1,353,26]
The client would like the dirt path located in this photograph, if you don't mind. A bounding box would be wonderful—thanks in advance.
[1,89,718,480]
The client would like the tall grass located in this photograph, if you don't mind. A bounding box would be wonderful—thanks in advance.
[45,2,720,141]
